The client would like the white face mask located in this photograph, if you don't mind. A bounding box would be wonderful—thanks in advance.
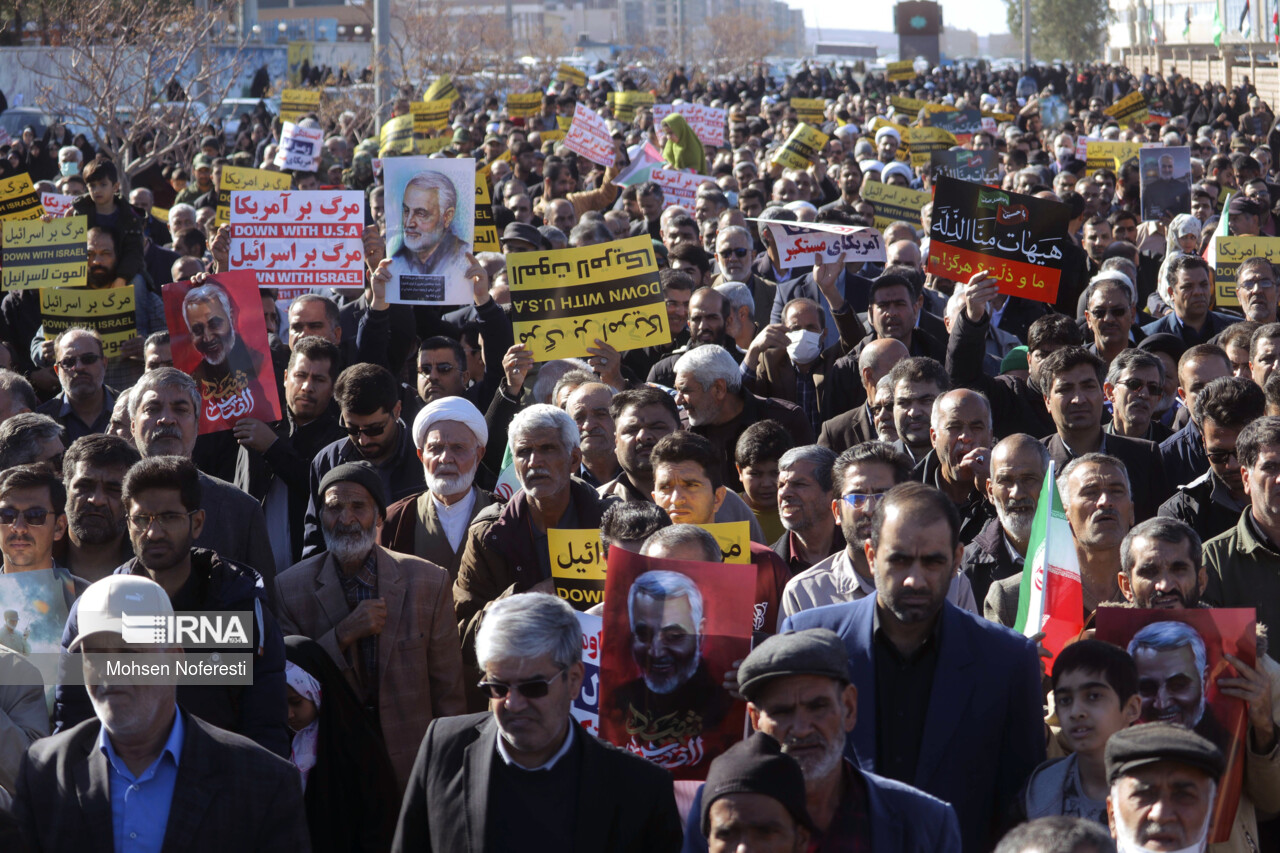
[786,329,822,365]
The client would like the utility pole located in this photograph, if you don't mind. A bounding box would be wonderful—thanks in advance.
[373,0,392,129]
[1022,0,1032,69]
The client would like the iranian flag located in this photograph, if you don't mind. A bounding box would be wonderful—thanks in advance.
[612,140,665,188]
[1206,191,1232,265]
[1012,461,1083,666]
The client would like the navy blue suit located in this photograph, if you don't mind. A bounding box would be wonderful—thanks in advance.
[781,595,1045,853]
[681,760,961,852]
[1140,310,1237,346]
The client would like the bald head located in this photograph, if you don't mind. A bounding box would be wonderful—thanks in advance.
[991,433,1050,470]
[886,239,922,270]
[858,338,909,396]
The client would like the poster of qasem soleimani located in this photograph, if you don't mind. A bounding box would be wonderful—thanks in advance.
[1139,146,1192,222]
[926,176,1071,305]
[598,548,753,780]
[382,157,475,305]
[1095,607,1256,845]
[162,272,281,435]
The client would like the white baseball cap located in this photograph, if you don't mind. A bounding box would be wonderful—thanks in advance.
[69,575,173,651]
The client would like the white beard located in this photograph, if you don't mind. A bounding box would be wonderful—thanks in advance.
[426,466,476,499]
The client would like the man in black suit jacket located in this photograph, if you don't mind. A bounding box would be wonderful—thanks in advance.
[15,574,308,853]
[1037,345,1169,521]
[393,593,681,853]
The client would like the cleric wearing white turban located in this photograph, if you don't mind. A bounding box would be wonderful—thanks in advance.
[380,396,497,565]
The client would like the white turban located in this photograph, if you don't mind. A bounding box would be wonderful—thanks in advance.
[412,396,488,450]
[875,126,901,144]
[881,161,914,184]
[858,158,884,174]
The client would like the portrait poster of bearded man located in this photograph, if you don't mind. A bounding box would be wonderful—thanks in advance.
[382,156,475,306]
[162,272,281,434]
[1096,606,1258,844]
[598,547,753,781]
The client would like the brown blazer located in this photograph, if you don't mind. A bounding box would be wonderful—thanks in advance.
[274,545,467,789]
[380,487,499,581]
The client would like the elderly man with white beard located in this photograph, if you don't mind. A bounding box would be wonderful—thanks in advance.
[275,460,466,788]
[380,397,499,581]
[959,434,1049,606]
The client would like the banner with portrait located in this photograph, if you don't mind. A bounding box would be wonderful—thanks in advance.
[1139,146,1192,222]
[1095,607,1256,844]
[382,157,475,305]
[162,271,282,434]
[599,548,754,780]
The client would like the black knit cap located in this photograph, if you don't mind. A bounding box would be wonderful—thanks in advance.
[1105,722,1225,784]
[317,461,387,518]
[700,732,813,835]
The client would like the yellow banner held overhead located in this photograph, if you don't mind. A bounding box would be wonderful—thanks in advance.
[279,88,321,124]
[1085,141,1141,173]
[861,181,931,232]
[907,126,957,168]
[1211,235,1280,307]
[0,173,42,221]
[41,286,136,359]
[773,122,829,171]
[887,60,915,82]
[700,522,751,564]
[216,166,292,227]
[549,528,606,610]
[613,91,654,124]
[2,216,87,290]
[379,114,415,157]
[423,75,458,103]
[507,236,670,362]
[1104,90,1150,126]
[506,92,543,119]
[790,98,825,125]
[413,100,451,133]
[557,64,588,87]
[475,178,499,253]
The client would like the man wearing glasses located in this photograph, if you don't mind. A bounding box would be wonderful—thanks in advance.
[302,362,424,559]
[1083,274,1141,366]
[1103,349,1171,443]
[276,460,465,790]
[36,328,115,443]
[712,226,775,333]
[782,442,977,620]
[0,464,82,608]
[53,455,290,759]
[1235,256,1279,323]
[392,592,682,852]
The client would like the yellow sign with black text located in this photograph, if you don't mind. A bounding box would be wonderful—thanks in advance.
[549,528,606,610]
[700,522,751,564]
[2,216,87,290]
[773,123,829,170]
[41,286,136,358]
[861,181,931,232]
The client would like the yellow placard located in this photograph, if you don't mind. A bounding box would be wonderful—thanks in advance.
[861,180,931,232]
[424,75,458,103]
[3,216,87,290]
[0,173,42,222]
[613,91,654,124]
[887,61,915,82]
[907,126,957,167]
[1104,90,1150,126]
[890,96,955,116]
[773,122,829,171]
[151,207,168,223]
[507,236,670,362]
[557,115,573,132]
[474,176,498,253]
[506,92,543,119]
[279,88,321,124]
[286,42,314,86]
[1085,141,1141,173]
[216,166,292,227]
[700,522,751,564]
[790,98,825,125]
[541,130,567,144]
[1211,236,1280,307]
[417,136,453,156]
[41,285,136,358]
[412,99,450,133]
[379,114,415,157]
[549,528,606,610]
[556,64,588,87]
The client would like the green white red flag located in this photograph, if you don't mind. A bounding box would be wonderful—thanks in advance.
[1012,461,1083,666]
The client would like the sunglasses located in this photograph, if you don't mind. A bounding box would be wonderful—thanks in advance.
[0,507,52,526]
[841,492,886,509]
[341,416,391,438]
[56,352,102,371]
[718,247,750,259]
[1206,449,1238,465]
[1089,306,1129,320]
[478,666,568,700]
[1116,378,1163,397]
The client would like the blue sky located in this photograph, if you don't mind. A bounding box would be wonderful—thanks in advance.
[783,0,1014,37]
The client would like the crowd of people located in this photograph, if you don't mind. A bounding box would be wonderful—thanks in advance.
[0,55,1277,853]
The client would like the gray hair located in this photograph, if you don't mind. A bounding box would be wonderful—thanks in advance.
[674,345,741,394]
[127,367,200,423]
[641,524,722,563]
[58,145,82,163]
[476,592,580,671]
[1128,621,1208,688]
[168,203,197,223]
[405,170,459,223]
[530,358,592,406]
[182,282,235,331]
[1057,452,1131,509]
[0,413,64,469]
[509,403,579,455]
[714,282,755,318]
[0,368,36,414]
[1106,348,1165,386]
[717,225,752,245]
[52,327,104,357]
[627,569,705,630]
[550,368,598,408]
[779,444,837,494]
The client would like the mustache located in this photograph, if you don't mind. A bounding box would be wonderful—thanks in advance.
[149,425,183,440]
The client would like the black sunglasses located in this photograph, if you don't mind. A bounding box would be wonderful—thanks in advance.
[477,667,568,700]
[57,352,102,371]
[718,247,749,259]
[341,417,391,438]
[0,507,51,526]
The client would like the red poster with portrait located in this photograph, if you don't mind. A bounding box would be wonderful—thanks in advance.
[1094,607,1256,844]
[162,271,282,435]
[598,548,754,781]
